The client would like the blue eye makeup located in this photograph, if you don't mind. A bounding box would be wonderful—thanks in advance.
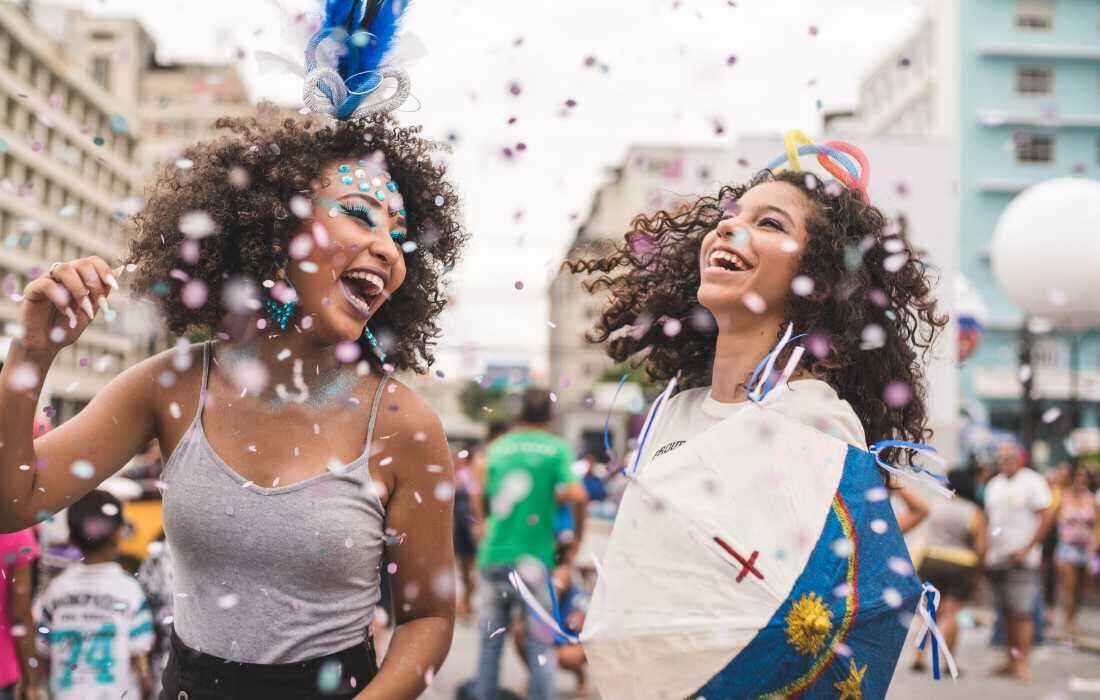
[390,229,407,244]
[339,202,377,228]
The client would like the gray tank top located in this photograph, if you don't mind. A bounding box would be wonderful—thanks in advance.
[161,342,387,663]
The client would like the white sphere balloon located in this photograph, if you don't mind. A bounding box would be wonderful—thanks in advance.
[991,177,1100,328]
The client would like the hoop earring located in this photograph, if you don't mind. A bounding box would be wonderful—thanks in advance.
[363,325,387,362]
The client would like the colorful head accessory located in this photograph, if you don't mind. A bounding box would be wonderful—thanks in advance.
[764,129,870,197]
[302,0,417,118]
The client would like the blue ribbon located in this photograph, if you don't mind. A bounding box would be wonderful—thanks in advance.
[746,332,806,404]
[603,374,629,470]
[869,440,952,489]
[917,582,942,680]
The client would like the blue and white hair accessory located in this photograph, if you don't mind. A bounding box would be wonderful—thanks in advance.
[256,1,423,119]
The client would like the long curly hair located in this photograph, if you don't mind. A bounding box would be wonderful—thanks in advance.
[125,104,466,373]
[565,169,946,448]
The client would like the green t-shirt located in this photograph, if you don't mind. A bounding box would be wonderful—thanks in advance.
[477,429,577,569]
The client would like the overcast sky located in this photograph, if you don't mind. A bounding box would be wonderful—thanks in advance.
[66,0,927,379]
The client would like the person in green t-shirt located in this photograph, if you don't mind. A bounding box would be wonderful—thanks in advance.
[474,388,586,700]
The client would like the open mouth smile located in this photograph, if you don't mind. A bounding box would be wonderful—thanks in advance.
[704,246,755,273]
[338,267,388,318]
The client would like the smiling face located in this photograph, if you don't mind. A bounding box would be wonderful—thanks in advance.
[697,181,813,327]
[286,159,409,346]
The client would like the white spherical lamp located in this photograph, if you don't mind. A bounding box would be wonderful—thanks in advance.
[990,178,1100,328]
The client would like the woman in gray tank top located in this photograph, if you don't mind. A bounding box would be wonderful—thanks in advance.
[0,103,467,700]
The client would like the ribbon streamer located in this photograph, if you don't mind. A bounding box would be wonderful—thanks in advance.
[747,324,807,404]
[602,374,630,474]
[509,569,580,645]
[913,582,959,680]
[869,440,954,497]
[628,376,679,477]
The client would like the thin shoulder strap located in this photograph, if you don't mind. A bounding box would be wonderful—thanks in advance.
[193,341,213,423]
[363,375,389,458]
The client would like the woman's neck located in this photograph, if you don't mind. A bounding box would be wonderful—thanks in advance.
[218,328,358,399]
[709,315,784,403]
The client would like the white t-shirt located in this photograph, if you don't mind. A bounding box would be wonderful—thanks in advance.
[984,468,1052,570]
[637,379,867,471]
[33,562,155,700]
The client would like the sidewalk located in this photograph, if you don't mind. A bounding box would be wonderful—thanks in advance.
[426,605,1100,699]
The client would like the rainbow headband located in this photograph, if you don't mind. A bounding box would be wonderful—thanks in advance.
[764,129,870,196]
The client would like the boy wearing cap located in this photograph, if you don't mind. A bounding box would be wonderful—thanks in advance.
[33,491,154,699]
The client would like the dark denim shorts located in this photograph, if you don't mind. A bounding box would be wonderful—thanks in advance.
[159,628,378,700]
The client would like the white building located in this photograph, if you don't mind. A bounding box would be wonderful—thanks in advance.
[0,3,277,421]
[825,0,958,140]
[549,145,734,457]
[0,3,145,420]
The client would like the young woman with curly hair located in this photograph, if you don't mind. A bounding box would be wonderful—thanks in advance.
[0,109,466,699]
[568,167,944,460]
[566,163,947,695]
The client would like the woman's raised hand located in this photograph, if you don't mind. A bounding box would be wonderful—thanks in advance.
[18,256,119,352]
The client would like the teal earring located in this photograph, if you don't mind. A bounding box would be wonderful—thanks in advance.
[363,326,387,362]
[264,271,298,331]
[264,297,298,331]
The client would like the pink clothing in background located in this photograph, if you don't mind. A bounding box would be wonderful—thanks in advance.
[0,529,40,687]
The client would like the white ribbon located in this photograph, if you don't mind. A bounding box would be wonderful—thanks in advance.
[869,443,955,497]
[748,323,794,402]
[629,376,678,477]
[508,570,581,644]
[912,582,959,680]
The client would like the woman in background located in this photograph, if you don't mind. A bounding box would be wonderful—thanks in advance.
[913,468,988,673]
[1054,464,1099,642]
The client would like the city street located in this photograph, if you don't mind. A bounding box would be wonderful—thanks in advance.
[424,606,1100,699]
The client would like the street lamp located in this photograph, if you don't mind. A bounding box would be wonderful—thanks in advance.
[991,177,1100,446]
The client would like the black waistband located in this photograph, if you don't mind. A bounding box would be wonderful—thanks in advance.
[164,628,378,699]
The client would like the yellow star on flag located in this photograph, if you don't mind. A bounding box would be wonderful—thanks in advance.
[833,658,868,700]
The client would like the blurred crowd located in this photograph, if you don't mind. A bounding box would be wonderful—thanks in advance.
[911,435,1100,683]
[2,393,1097,699]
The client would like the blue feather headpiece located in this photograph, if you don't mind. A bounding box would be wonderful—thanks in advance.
[303,0,412,119]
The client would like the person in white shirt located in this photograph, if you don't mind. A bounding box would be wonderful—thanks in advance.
[983,439,1055,681]
[33,491,154,700]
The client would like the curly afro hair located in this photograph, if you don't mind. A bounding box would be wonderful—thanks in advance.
[565,169,947,451]
[125,104,466,373]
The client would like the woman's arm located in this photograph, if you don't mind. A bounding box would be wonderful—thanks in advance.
[893,486,930,534]
[970,509,989,562]
[0,257,159,533]
[0,346,160,532]
[358,385,455,700]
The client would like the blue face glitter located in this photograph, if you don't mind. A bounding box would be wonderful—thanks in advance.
[375,190,386,201]
[338,164,351,173]
[386,181,398,192]
[358,182,370,192]
[341,175,354,185]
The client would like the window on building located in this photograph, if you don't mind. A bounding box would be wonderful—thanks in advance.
[1016,65,1054,95]
[91,57,111,91]
[1015,0,1053,29]
[1016,133,1055,163]
[1096,135,1100,165]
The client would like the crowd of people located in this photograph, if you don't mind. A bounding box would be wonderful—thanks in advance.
[913,435,1100,682]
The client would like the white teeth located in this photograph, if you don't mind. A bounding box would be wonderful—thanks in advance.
[708,249,749,271]
[342,271,384,293]
[340,280,374,318]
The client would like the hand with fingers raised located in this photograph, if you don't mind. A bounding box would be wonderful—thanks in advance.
[18,256,120,353]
